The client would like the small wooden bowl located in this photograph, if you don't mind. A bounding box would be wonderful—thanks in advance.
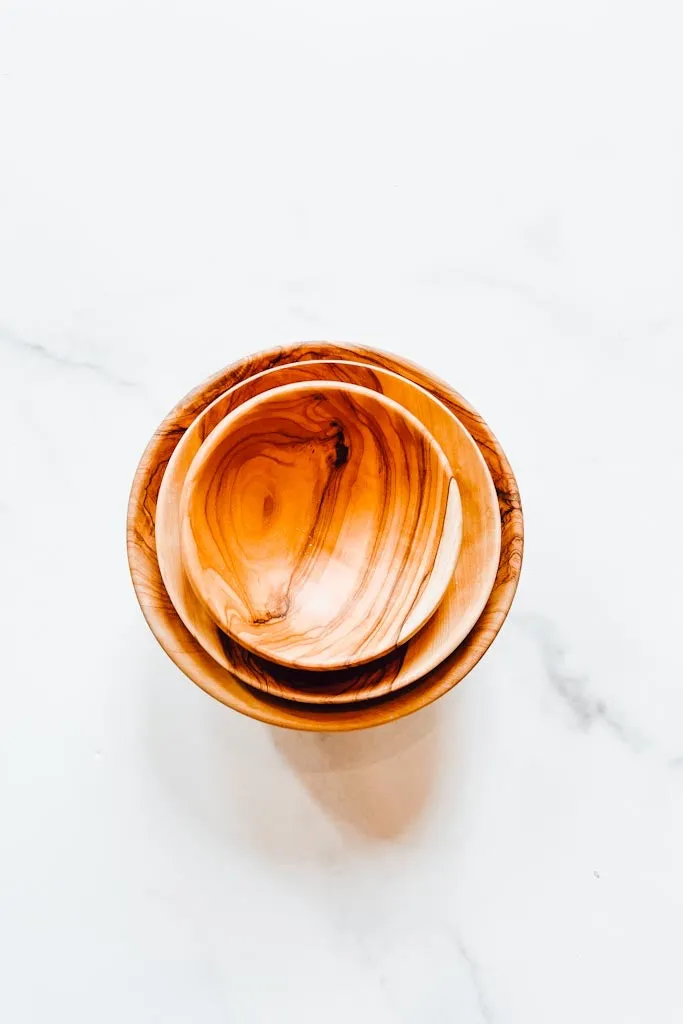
[127,342,523,732]
[179,380,462,671]
[155,360,500,703]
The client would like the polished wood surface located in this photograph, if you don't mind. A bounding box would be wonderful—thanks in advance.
[155,360,500,702]
[179,380,460,670]
[128,342,523,731]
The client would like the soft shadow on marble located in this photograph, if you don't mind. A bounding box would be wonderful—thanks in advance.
[141,640,445,860]
[272,704,442,841]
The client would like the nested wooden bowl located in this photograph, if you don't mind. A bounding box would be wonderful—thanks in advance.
[155,360,500,703]
[127,342,523,732]
[179,380,461,671]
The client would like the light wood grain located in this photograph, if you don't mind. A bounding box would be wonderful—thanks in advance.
[155,360,500,702]
[178,380,460,671]
[128,342,523,731]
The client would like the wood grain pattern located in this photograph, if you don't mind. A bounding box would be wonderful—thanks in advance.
[155,360,500,702]
[179,380,460,670]
[128,342,523,731]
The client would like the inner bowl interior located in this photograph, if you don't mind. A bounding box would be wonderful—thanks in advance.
[180,379,460,671]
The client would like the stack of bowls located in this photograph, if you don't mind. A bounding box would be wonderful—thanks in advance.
[127,342,523,731]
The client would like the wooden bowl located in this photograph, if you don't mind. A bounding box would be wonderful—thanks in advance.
[179,380,462,671]
[155,360,500,702]
[127,342,523,732]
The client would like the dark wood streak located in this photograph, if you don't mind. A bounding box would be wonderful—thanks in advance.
[217,628,406,699]
[281,390,438,665]
[128,342,523,730]
[274,398,360,635]
[286,390,395,662]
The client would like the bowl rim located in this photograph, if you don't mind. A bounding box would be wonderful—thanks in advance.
[154,356,499,703]
[178,376,461,671]
[127,341,523,732]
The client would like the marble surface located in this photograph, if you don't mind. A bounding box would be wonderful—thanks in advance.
[1,2,682,1021]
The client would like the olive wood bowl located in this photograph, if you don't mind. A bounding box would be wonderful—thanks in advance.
[127,342,523,732]
[179,379,461,671]
[155,360,500,702]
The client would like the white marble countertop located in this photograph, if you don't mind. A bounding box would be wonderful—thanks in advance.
[1,2,682,1021]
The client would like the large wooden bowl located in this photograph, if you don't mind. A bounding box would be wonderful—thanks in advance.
[155,360,500,702]
[179,380,461,671]
[127,342,523,731]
